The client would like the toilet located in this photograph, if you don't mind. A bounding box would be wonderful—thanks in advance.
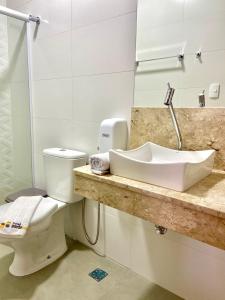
[0,148,87,276]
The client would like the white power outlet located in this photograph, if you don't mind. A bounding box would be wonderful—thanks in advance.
[209,83,220,99]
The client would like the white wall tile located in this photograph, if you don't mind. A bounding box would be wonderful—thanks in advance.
[70,121,100,154]
[33,118,73,153]
[33,117,73,187]
[19,0,71,40]
[137,0,184,29]
[33,31,72,80]
[72,0,137,29]
[134,88,181,108]
[33,78,73,119]
[105,210,131,268]
[136,22,184,57]
[6,0,30,9]
[182,51,225,88]
[184,15,225,54]
[73,72,134,123]
[165,228,225,263]
[135,83,225,108]
[72,13,136,76]
[178,86,225,108]
[130,218,225,300]
[184,0,225,20]
[130,219,185,298]
[135,0,225,108]
[135,64,183,90]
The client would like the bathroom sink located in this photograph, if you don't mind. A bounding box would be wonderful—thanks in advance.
[109,142,215,192]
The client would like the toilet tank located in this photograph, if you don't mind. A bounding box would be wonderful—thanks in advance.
[43,148,88,203]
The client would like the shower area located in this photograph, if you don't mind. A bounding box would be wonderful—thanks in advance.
[0,1,38,203]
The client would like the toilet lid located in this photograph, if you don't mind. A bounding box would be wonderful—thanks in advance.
[30,197,59,225]
[0,197,59,226]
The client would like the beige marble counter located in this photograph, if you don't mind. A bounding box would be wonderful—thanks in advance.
[74,165,225,250]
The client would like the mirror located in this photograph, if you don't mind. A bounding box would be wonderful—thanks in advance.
[134,0,225,107]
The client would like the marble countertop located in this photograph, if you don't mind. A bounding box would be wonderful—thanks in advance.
[74,165,225,220]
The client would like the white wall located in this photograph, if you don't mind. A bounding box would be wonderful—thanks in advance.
[135,0,225,107]
[6,1,225,300]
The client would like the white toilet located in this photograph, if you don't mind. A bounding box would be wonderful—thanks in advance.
[0,148,87,276]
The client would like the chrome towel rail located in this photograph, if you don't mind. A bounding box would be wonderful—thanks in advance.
[136,53,184,66]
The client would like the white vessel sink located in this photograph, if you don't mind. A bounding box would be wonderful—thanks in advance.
[109,142,215,192]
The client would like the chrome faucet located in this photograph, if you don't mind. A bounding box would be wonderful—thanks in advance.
[164,82,175,106]
[164,83,182,150]
[199,90,205,107]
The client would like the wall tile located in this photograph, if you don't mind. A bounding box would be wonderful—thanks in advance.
[135,63,183,90]
[19,0,71,39]
[137,0,184,29]
[70,121,100,154]
[178,86,225,108]
[72,0,137,29]
[33,31,72,80]
[184,0,225,20]
[184,15,225,54]
[105,210,131,268]
[6,0,30,9]
[130,218,225,300]
[73,72,134,123]
[33,78,73,119]
[33,117,73,187]
[72,13,136,76]
[134,88,181,108]
[136,22,185,58]
[135,0,225,108]
[182,51,225,88]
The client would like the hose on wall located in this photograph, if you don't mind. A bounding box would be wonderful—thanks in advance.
[82,198,101,246]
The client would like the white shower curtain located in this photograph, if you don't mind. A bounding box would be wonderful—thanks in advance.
[0,0,14,202]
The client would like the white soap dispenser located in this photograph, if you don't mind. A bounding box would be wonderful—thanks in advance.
[98,118,128,153]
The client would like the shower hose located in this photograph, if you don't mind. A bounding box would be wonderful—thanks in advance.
[82,197,101,246]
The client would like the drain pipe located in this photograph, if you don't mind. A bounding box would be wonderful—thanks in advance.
[155,225,168,235]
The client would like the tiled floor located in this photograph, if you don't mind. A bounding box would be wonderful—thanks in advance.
[0,240,183,300]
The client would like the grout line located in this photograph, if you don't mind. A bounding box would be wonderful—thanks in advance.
[70,10,137,32]
[32,70,135,82]
[31,10,137,43]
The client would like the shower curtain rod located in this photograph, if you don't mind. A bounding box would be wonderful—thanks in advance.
[0,5,40,23]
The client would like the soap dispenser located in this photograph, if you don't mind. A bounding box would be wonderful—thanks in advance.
[98,118,128,153]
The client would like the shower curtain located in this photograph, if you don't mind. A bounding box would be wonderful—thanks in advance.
[0,1,15,202]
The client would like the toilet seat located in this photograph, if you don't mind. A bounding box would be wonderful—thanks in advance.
[0,197,61,228]
[0,198,68,276]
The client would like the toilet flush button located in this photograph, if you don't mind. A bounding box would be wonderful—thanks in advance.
[209,83,220,99]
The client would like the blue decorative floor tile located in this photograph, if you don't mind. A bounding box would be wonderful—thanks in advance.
[89,268,108,282]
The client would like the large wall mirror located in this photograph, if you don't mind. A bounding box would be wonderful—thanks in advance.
[134,0,225,107]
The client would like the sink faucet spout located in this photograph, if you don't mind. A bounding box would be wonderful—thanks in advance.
[164,83,182,150]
